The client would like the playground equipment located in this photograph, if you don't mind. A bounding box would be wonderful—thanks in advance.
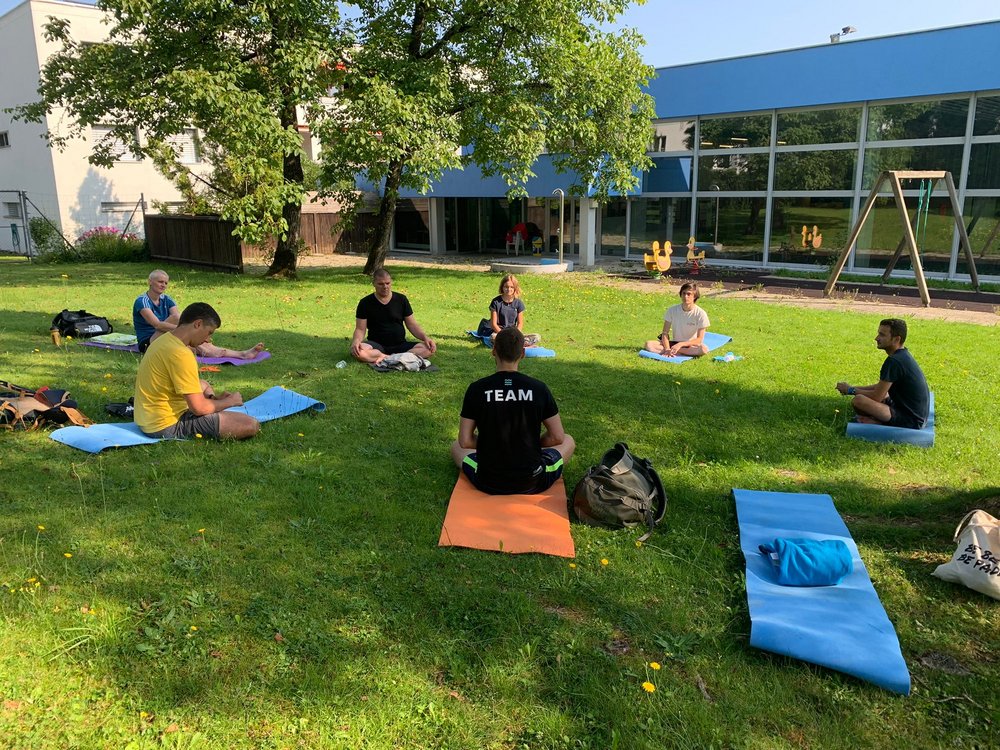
[644,241,672,273]
[824,170,980,307]
[686,236,706,273]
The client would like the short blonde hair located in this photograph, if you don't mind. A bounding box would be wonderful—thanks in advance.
[148,269,169,283]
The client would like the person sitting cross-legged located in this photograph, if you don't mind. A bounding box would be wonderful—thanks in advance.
[133,302,260,440]
[133,269,264,358]
[644,282,710,357]
[836,318,930,429]
[350,268,436,365]
[451,327,574,495]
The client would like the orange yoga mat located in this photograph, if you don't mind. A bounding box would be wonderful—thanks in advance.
[438,474,575,558]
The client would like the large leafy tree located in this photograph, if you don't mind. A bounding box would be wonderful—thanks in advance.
[14,0,345,278]
[318,0,655,274]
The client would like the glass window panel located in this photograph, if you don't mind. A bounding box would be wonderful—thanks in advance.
[768,198,851,266]
[966,143,1000,189]
[627,198,692,257]
[862,145,964,189]
[697,114,772,149]
[644,156,693,192]
[854,196,955,273]
[866,98,969,141]
[698,153,770,192]
[973,95,1000,137]
[694,196,764,262]
[649,120,695,153]
[774,150,856,191]
[958,197,1000,277]
[394,198,430,250]
[600,199,628,257]
[776,108,861,145]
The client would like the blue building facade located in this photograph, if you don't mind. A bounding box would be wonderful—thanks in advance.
[394,20,1000,279]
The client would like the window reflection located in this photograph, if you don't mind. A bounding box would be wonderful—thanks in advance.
[774,151,856,191]
[854,196,955,273]
[698,153,769,191]
[627,198,692,257]
[973,96,1000,137]
[862,145,964,188]
[600,199,628,257]
[649,120,695,152]
[695,197,764,262]
[769,198,851,266]
[394,199,430,250]
[866,98,969,141]
[959,197,1000,277]
[697,114,771,149]
[967,143,1000,189]
[776,108,861,145]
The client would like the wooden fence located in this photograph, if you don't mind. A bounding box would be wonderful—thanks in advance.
[145,203,376,272]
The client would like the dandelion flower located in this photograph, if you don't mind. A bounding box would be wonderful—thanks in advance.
[104,373,113,379]
[60,274,69,278]
[568,563,576,569]
[298,433,304,437]
[64,553,73,558]
[37,525,45,531]
[190,625,198,632]
[649,662,661,670]
[674,381,681,386]
[101,387,108,392]
[66,336,72,341]
[834,409,840,413]
[195,433,203,439]
[198,528,206,534]
[600,558,609,566]
[642,681,656,693]
[635,541,643,548]
[33,348,40,353]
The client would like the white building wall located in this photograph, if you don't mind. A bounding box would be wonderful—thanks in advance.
[0,0,211,251]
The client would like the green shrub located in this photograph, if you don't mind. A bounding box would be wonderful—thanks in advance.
[73,226,148,262]
[28,216,68,256]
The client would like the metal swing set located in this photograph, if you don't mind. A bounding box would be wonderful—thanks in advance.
[824,170,981,307]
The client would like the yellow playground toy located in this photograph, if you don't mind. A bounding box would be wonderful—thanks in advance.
[644,241,672,273]
[686,236,706,272]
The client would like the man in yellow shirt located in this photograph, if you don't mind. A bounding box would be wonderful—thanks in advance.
[134,303,260,440]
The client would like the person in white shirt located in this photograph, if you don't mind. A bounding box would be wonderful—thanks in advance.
[644,283,710,357]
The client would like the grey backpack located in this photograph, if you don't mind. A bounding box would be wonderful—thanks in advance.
[572,443,667,541]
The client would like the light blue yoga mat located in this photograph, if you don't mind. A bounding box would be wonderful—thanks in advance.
[733,488,910,695]
[638,331,733,363]
[50,386,326,454]
[846,392,935,448]
[465,331,556,358]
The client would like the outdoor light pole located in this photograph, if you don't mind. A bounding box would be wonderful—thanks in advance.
[552,188,565,264]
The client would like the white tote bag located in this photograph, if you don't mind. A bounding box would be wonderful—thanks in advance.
[932,509,1000,600]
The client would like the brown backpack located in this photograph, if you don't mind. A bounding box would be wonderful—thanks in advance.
[0,381,92,430]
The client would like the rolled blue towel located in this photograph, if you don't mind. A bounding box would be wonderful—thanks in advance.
[758,538,853,586]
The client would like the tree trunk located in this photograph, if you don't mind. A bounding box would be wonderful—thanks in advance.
[744,197,764,236]
[364,159,405,275]
[266,150,305,278]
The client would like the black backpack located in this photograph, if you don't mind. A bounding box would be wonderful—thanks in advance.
[572,443,667,541]
[52,309,113,338]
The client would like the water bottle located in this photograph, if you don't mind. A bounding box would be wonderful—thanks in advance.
[336,360,347,369]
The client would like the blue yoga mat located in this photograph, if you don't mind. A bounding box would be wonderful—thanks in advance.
[50,386,326,453]
[846,392,935,448]
[465,331,556,358]
[638,331,733,363]
[733,488,910,695]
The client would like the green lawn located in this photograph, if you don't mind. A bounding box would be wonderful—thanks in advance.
[1,258,998,749]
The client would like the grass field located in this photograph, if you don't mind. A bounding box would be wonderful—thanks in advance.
[1,257,998,749]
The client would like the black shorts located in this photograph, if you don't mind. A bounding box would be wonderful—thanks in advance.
[462,448,564,495]
[366,340,417,355]
[138,338,152,353]
[886,403,924,430]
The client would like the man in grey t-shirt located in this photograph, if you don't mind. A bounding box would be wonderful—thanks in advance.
[644,283,711,357]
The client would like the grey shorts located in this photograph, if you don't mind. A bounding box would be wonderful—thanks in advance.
[366,340,417,355]
[145,411,221,440]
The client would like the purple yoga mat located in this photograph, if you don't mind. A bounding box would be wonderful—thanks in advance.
[80,341,271,365]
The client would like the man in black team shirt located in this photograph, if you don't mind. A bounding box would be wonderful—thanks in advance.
[451,327,575,494]
[836,318,930,429]
[351,268,437,365]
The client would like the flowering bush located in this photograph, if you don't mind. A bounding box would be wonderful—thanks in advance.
[74,226,147,263]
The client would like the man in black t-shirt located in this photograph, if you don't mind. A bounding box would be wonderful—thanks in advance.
[836,318,929,429]
[350,268,437,364]
[451,328,575,494]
